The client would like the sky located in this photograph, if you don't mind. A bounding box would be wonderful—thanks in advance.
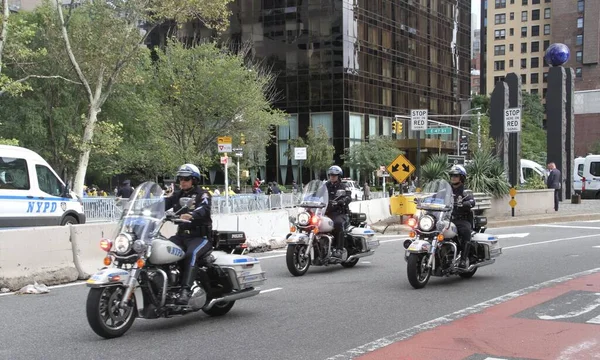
[472,0,481,29]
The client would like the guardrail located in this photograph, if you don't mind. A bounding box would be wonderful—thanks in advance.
[473,192,492,215]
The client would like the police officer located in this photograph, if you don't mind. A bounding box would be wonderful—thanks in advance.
[449,165,476,269]
[165,164,213,305]
[325,165,352,261]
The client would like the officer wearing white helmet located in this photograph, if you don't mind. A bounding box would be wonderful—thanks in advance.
[165,163,213,305]
[325,165,352,261]
[449,165,476,269]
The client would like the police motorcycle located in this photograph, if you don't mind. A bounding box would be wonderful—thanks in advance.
[402,179,502,289]
[285,179,380,276]
[85,182,266,339]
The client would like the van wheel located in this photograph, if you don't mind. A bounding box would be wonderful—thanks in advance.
[61,215,78,225]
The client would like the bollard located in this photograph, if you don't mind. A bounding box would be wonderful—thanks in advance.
[571,193,581,204]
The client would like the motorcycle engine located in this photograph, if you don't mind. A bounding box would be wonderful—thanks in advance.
[168,266,180,286]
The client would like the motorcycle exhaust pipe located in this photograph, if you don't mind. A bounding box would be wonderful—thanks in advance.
[203,288,261,311]
[466,259,496,272]
[346,250,374,262]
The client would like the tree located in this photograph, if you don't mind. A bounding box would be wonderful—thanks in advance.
[287,125,335,180]
[341,135,402,182]
[53,0,235,196]
[520,92,547,164]
[468,114,495,154]
[147,40,285,175]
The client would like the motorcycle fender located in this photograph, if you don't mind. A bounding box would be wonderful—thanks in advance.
[406,240,430,253]
[286,233,309,245]
[86,268,131,288]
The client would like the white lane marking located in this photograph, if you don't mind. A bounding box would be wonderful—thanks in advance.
[536,293,600,320]
[593,246,600,249]
[0,281,86,297]
[260,287,282,294]
[325,267,600,360]
[495,233,530,239]
[534,224,600,230]
[503,234,599,250]
[360,261,371,264]
[557,340,598,360]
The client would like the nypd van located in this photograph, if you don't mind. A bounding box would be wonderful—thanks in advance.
[0,145,86,227]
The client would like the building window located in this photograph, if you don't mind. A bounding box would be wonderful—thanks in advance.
[521,43,527,53]
[510,28,515,36]
[494,45,506,55]
[532,9,540,21]
[576,67,582,78]
[543,72,548,82]
[531,41,540,52]
[531,89,539,95]
[521,74,527,84]
[544,8,551,19]
[545,0,550,3]
[494,76,506,84]
[577,0,584,12]
[509,44,514,51]
[521,58,527,68]
[495,29,506,40]
[511,0,515,3]
[576,34,583,46]
[495,14,506,24]
[544,24,550,35]
[532,25,540,36]
[495,60,506,71]
[510,59,514,67]
[576,51,583,63]
[510,12,514,20]
[521,27,527,37]
[577,18,584,28]
[532,0,540,4]
[531,73,539,83]
[495,0,506,8]
[522,0,527,4]
[544,40,550,50]
[521,11,528,21]
[531,57,539,68]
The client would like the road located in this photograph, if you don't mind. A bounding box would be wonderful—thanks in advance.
[2,220,600,360]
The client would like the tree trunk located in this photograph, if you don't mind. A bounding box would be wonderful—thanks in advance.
[73,105,100,196]
[0,0,9,74]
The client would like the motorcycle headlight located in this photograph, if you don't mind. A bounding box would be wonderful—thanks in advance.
[132,239,147,254]
[418,215,435,232]
[114,233,133,255]
[297,212,310,226]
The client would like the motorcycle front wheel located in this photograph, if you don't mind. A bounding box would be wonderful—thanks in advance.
[286,244,310,276]
[407,253,431,289]
[86,286,137,339]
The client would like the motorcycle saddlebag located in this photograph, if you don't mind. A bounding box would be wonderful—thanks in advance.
[211,230,247,251]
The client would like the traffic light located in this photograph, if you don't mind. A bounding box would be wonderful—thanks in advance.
[240,133,246,145]
[392,121,397,133]
[397,121,403,133]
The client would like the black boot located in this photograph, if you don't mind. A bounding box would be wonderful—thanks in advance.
[459,242,472,269]
[176,266,198,305]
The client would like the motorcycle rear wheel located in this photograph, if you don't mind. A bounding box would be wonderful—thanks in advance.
[407,254,431,289]
[202,301,235,316]
[286,245,310,276]
[86,286,137,339]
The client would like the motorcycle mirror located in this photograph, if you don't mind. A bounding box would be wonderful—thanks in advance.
[335,189,346,197]
[179,197,194,207]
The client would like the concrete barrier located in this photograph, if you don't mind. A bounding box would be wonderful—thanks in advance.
[0,226,78,290]
[487,189,555,218]
[70,223,115,278]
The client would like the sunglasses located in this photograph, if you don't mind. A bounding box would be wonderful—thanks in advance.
[179,176,192,182]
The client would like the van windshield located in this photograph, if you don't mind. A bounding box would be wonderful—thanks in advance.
[0,157,30,190]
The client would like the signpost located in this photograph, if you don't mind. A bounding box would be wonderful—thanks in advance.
[233,147,243,189]
[504,108,522,133]
[410,109,427,187]
[294,147,307,186]
[447,155,466,166]
[386,154,416,184]
[217,136,232,213]
[509,187,517,217]
[425,127,452,135]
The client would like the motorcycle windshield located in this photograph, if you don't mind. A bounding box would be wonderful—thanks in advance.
[415,179,453,211]
[299,179,328,215]
[115,181,165,242]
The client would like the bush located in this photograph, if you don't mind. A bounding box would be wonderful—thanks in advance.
[465,150,511,198]
[421,154,449,185]
[519,175,547,190]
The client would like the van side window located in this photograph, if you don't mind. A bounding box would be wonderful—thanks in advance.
[590,162,600,177]
[523,167,534,180]
[0,157,30,190]
[577,164,584,177]
[36,165,62,197]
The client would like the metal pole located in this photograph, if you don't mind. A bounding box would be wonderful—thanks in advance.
[416,131,421,188]
[477,111,482,150]
[236,156,240,189]
[224,154,230,213]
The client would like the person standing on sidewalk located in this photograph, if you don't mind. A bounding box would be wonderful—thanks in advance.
[546,162,561,211]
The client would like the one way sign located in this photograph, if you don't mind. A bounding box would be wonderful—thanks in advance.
[386,154,416,183]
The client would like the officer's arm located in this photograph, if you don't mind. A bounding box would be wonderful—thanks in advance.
[338,183,352,206]
[164,194,175,211]
[462,191,476,208]
[191,192,211,219]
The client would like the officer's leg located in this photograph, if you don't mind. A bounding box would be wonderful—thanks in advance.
[177,236,211,305]
[332,215,347,260]
[456,220,472,268]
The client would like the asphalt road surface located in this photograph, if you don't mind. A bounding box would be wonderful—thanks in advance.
[2,220,600,360]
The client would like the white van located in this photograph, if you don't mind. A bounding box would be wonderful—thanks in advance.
[573,156,586,194]
[520,159,548,185]
[0,145,86,227]
[580,154,600,199]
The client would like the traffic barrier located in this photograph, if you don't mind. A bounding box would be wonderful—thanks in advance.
[70,223,114,278]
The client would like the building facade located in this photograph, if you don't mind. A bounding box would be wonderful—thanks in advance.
[223,0,471,183]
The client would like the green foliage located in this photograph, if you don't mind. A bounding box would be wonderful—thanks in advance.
[287,125,334,179]
[421,154,450,185]
[518,174,547,190]
[468,114,495,154]
[465,149,511,198]
[341,135,402,182]
[520,92,547,164]
[471,94,490,114]
[0,137,19,145]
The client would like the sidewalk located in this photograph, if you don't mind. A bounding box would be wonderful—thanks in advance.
[370,199,600,234]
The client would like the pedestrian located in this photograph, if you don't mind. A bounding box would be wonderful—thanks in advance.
[363,182,370,200]
[546,162,562,211]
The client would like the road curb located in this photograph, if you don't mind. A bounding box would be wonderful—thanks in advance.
[487,213,600,228]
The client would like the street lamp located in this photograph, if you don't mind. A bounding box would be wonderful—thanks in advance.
[456,107,482,155]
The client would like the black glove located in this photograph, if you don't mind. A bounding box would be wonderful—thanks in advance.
[462,200,472,208]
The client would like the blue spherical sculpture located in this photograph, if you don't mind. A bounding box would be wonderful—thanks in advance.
[544,43,570,67]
